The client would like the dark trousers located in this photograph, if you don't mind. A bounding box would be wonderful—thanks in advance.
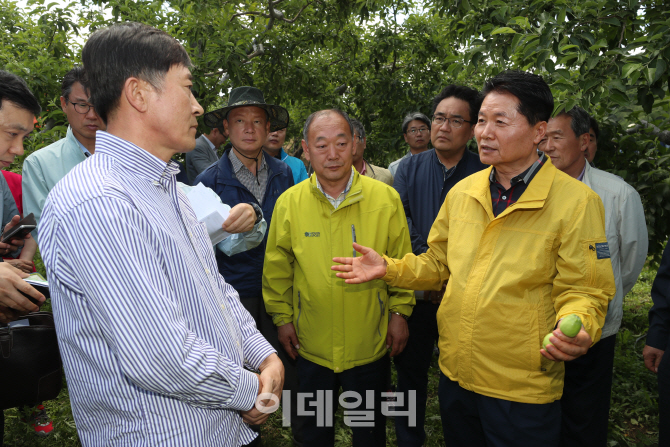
[393,301,439,446]
[560,334,616,447]
[240,297,304,443]
[659,346,670,447]
[439,373,561,447]
[296,355,389,447]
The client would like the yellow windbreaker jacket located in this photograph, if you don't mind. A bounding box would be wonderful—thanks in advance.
[383,159,616,404]
[263,171,414,372]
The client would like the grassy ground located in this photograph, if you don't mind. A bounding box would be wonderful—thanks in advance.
[2,264,661,446]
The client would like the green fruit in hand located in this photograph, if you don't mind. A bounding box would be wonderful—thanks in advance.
[542,333,553,350]
[559,314,582,338]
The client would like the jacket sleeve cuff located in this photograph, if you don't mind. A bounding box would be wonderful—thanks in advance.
[646,327,669,351]
[381,255,398,284]
[271,313,293,327]
[243,332,277,371]
[389,303,414,318]
[227,368,260,411]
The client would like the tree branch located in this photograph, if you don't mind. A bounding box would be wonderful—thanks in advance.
[280,1,314,24]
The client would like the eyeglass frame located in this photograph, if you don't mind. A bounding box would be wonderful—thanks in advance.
[406,127,430,135]
[65,96,95,114]
[431,115,473,129]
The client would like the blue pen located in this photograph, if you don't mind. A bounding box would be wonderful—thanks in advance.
[351,224,357,257]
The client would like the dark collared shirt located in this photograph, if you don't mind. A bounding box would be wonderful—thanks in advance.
[489,152,547,217]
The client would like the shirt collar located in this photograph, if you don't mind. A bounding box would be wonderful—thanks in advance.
[95,131,180,184]
[75,136,92,157]
[489,152,547,186]
[316,167,354,201]
[202,135,216,152]
[577,163,587,182]
[228,148,268,175]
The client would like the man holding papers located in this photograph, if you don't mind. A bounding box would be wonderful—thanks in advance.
[39,23,283,446]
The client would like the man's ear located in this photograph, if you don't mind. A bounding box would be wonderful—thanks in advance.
[123,77,150,113]
[60,96,67,113]
[266,120,271,134]
[579,132,590,153]
[301,140,310,162]
[533,121,548,146]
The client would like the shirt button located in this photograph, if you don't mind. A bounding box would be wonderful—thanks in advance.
[205,268,210,275]
[334,367,340,372]
[502,196,507,200]
[221,304,225,310]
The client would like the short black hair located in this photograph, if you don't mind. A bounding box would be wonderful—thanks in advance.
[402,112,431,134]
[589,116,600,140]
[303,109,354,142]
[431,85,481,123]
[481,70,553,126]
[556,106,590,138]
[61,66,88,100]
[82,22,192,124]
[0,70,41,117]
[350,118,365,139]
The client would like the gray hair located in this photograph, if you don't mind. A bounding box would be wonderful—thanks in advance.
[402,112,431,134]
[558,106,590,138]
[302,109,354,142]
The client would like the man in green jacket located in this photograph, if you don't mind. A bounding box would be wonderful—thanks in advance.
[262,109,414,447]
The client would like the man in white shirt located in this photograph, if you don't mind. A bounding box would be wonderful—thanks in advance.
[541,106,648,447]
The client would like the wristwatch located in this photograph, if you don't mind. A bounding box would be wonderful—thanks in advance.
[391,311,409,321]
[249,202,263,225]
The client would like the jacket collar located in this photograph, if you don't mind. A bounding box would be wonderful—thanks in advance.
[309,167,364,210]
[582,160,594,189]
[279,148,288,161]
[463,156,557,221]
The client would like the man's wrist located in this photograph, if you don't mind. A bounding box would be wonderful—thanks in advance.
[391,311,409,321]
[249,202,263,225]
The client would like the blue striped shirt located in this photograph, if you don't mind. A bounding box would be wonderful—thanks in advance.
[40,131,275,446]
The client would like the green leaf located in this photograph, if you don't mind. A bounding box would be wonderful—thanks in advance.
[491,27,516,35]
[557,8,566,25]
[653,58,667,84]
[560,44,579,52]
[602,17,621,27]
[621,63,641,79]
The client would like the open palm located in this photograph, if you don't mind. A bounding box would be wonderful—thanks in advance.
[332,243,387,283]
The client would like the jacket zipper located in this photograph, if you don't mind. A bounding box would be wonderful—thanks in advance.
[297,291,302,336]
[377,292,384,337]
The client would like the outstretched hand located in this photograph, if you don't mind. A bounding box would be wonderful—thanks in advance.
[331,243,387,284]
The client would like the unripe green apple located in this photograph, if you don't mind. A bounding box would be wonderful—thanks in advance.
[542,333,553,350]
[559,314,582,338]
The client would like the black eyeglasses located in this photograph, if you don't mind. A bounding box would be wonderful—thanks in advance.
[431,115,472,128]
[67,97,95,114]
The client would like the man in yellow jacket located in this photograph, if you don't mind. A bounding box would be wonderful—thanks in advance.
[332,71,616,447]
[263,109,414,447]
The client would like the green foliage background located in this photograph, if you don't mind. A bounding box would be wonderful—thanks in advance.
[1,0,668,445]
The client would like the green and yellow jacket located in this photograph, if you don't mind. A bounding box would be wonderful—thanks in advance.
[263,170,414,372]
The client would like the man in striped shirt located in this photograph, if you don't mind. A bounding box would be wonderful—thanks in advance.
[39,23,283,446]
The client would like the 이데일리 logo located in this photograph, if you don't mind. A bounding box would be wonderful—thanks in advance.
[304,232,320,237]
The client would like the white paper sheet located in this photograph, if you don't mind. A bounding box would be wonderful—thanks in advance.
[184,183,232,245]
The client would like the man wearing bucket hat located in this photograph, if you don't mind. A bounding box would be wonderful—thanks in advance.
[195,86,299,445]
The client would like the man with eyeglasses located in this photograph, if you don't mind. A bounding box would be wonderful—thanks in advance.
[390,85,486,447]
[388,113,431,177]
[23,66,106,241]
